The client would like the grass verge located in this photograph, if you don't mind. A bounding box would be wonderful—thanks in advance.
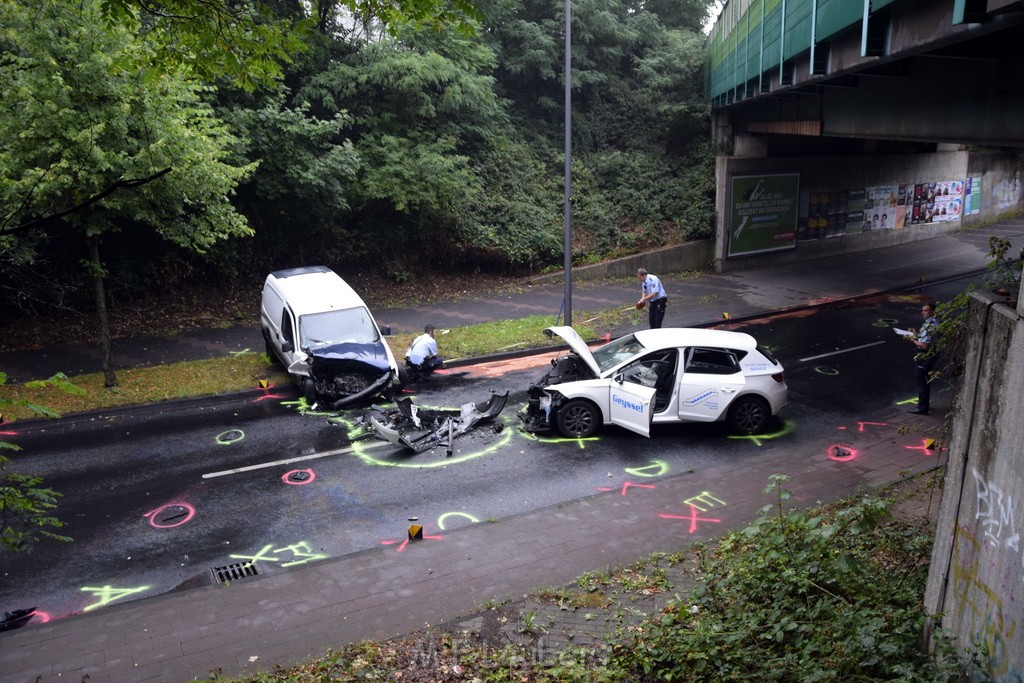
[0,309,639,422]
[0,354,290,421]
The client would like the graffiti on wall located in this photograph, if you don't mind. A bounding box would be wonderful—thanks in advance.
[948,468,1024,680]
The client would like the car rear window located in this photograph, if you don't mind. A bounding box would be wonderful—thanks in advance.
[756,345,780,365]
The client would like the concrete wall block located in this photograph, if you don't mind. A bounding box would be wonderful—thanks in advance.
[714,151,1022,273]
[526,241,714,286]
[924,291,1024,679]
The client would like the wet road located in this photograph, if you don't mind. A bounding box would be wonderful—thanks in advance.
[0,278,970,623]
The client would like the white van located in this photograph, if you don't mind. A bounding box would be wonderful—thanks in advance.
[260,266,404,408]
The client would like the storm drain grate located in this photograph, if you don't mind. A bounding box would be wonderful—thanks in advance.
[211,561,263,583]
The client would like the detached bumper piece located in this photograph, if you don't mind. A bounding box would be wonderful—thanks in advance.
[370,392,509,453]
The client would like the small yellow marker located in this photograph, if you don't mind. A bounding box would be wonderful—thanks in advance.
[408,524,423,541]
[924,438,936,451]
[722,312,731,320]
[258,379,269,389]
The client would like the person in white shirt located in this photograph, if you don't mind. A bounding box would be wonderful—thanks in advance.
[406,324,443,378]
[636,268,668,329]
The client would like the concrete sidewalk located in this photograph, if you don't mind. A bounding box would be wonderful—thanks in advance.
[0,222,1021,682]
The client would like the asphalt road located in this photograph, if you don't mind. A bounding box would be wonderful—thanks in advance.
[0,277,969,624]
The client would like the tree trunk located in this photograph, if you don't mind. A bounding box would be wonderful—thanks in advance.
[87,236,117,388]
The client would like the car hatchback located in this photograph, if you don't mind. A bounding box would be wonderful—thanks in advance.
[520,326,787,438]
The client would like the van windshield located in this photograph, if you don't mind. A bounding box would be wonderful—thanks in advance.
[300,308,380,349]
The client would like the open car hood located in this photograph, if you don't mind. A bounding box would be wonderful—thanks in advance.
[544,326,601,376]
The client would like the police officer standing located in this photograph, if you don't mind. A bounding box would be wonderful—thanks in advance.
[906,302,939,415]
[636,268,668,329]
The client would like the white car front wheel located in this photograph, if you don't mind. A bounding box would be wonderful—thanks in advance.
[556,399,600,439]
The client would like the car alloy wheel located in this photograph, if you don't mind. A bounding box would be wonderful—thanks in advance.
[727,395,769,434]
[556,399,599,438]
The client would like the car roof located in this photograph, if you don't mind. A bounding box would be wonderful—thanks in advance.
[266,266,367,317]
[632,328,759,351]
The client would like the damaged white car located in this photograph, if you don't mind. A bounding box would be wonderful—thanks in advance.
[520,326,787,438]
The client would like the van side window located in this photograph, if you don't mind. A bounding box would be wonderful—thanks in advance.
[685,348,739,375]
[281,309,295,346]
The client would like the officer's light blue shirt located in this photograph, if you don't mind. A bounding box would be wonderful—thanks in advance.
[643,274,666,301]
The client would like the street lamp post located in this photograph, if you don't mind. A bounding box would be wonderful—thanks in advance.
[563,0,573,327]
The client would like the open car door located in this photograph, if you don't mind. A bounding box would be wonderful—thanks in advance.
[608,381,657,437]
[677,347,746,422]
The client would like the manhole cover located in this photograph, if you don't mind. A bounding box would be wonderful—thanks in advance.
[211,561,263,584]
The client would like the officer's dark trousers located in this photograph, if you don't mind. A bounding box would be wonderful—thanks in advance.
[649,298,667,329]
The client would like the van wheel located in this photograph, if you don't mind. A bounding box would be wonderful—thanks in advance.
[302,378,317,403]
[727,396,769,434]
[397,366,410,390]
[556,400,600,439]
[264,337,277,363]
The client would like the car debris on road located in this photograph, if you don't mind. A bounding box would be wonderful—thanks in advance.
[369,392,509,453]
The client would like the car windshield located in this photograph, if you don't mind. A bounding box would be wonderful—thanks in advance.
[300,308,380,349]
[591,334,645,372]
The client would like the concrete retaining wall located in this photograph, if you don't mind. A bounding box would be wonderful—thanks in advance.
[527,240,714,285]
[924,285,1024,681]
[965,153,1024,228]
[714,151,1024,273]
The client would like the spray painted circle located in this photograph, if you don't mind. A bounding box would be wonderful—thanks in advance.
[437,511,480,530]
[827,444,858,462]
[215,429,245,445]
[282,468,316,485]
[145,503,196,528]
[873,318,900,328]
[814,366,839,376]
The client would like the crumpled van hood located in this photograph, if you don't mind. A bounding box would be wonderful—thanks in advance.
[309,341,392,372]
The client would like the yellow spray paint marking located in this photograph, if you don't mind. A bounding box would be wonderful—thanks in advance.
[338,416,516,468]
[229,348,253,357]
[230,541,328,567]
[683,491,726,512]
[523,433,600,449]
[81,585,150,611]
[896,397,918,406]
[215,429,245,445]
[437,512,481,530]
[625,460,669,478]
[814,366,839,376]
[727,420,795,447]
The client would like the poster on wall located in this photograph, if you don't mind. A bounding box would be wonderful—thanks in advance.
[846,188,866,234]
[728,174,799,257]
[931,180,964,222]
[864,185,900,230]
[965,176,982,215]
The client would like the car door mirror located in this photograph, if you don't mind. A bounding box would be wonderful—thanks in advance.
[379,324,392,336]
[614,372,625,384]
[282,340,294,353]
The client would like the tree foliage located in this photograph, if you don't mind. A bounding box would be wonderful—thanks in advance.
[0,372,81,553]
[1,0,717,314]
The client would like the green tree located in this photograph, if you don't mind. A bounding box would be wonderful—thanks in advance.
[217,95,360,272]
[296,23,519,268]
[0,0,256,386]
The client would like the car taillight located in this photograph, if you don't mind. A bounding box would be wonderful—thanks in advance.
[772,372,785,383]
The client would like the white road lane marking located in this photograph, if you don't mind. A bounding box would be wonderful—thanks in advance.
[798,340,887,363]
[202,440,390,479]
